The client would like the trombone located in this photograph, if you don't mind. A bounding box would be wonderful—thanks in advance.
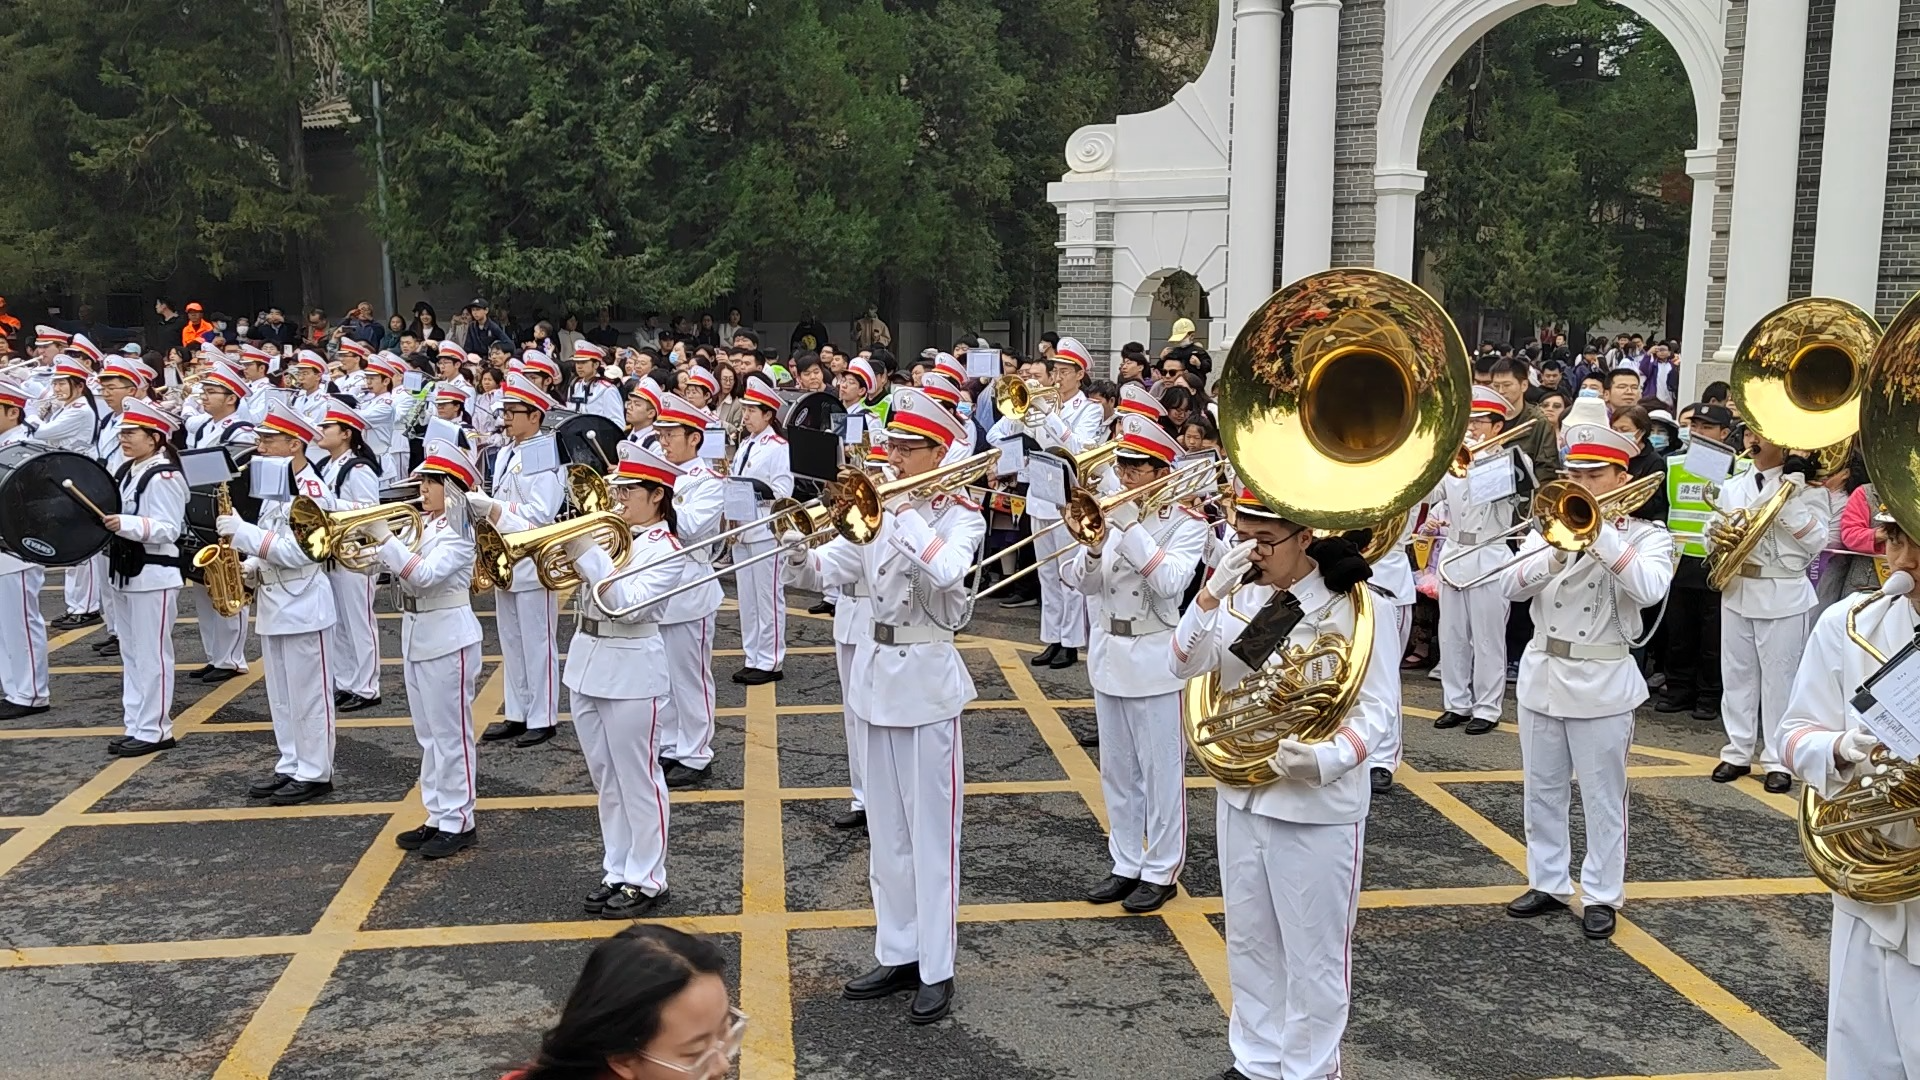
[594,450,1002,619]
[961,435,1127,593]
[288,496,425,572]
[1447,417,1540,477]
[1447,473,1664,590]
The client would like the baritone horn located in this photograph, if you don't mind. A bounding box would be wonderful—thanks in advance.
[288,496,425,572]
[1185,268,1471,787]
[472,511,634,592]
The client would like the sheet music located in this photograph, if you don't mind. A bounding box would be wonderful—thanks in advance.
[993,438,1026,477]
[723,479,761,523]
[844,414,864,447]
[1856,645,1920,761]
[1028,453,1070,508]
[249,457,291,501]
[1684,439,1734,483]
[1467,455,1516,505]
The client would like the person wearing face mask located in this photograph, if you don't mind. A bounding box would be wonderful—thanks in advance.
[1609,405,1671,525]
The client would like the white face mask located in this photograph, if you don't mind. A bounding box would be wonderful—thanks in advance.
[215,321,228,331]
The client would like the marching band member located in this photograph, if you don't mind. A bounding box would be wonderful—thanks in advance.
[316,400,385,712]
[90,355,147,658]
[730,374,793,685]
[1062,416,1205,913]
[368,440,485,860]
[1501,424,1674,940]
[782,388,982,1024]
[1366,512,1419,792]
[41,357,109,630]
[1707,434,1829,793]
[182,361,256,684]
[521,352,561,397]
[1778,506,1920,1077]
[625,376,663,451]
[1428,386,1533,735]
[289,351,332,457]
[466,373,566,747]
[916,373,975,466]
[238,346,276,423]
[1169,489,1400,1080]
[435,341,473,393]
[334,338,372,401]
[0,378,50,720]
[218,401,339,804]
[101,398,190,757]
[432,380,476,447]
[1116,381,1173,436]
[566,441,689,917]
[680,365,730,455]
[651,393,725,789]
[356,354,400,478]
[822,437,896,832]
[568,342,623,423]
[843,356,888,428]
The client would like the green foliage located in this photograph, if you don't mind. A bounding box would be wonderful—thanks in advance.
[0,0,325,292]
[1418,1,1694,328]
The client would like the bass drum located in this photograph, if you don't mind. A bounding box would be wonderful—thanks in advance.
[0,445,121,566]
[553,412,626,472]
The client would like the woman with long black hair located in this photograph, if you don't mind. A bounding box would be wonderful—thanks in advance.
[316,400,386,712]
[100,398,189,757]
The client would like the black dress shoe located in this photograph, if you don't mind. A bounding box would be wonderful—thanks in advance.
[1029,643,1061,667]
[807,600,835,615]
[420,828,477,859]
[1506,889,1570,918]
[247,772,294,799]
[735,667,780,685]
[108,734,136,749]
[198,666,242,684]
[1763,771,1793,794]
[94,638,120,657]
[188,664,217,680]
[394,824,438,851]
[728,667,752,684]
[664,762,711,789]
[0,701,49,720]
[1582,904,1617,939]
[584,881,622,914]
[481,720,527,742]
[1121,881,1179,913]
[109,736,175,757]
[270,779,334,805]
[1370,766,1394,793]
[832,808,867,830]
[1463,716,1499,735]
[1691,701,1721,722]
[1653,695,1694,714]
[53,611,101,629]
[1047,647,1078,669]
[601,884,669,919]
[1432,710,1467,729]
[1710,762,1751,783]
[514,725,557,747]
[908,978,954,1024]
[1085,874,1141,904]
[1223,1070,1253,1080]
[844,962,921,1000]
[333,689,355,708]
[1076,732,1099,748]
[338,694,382,714]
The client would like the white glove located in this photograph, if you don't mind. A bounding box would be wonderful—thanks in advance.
[361,519,391,543]
[215,514,242,538]
[779,530,810,567]
[1206,538,1260,600]
[1835,728,1881,767]
[1041,413,1068,440]
[1105,499,1141,531]
[465,492,497,519]
[564,535,596,562]
[1269,738,1322,784]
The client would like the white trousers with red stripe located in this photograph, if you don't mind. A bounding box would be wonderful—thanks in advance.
[185,582,249,673]
[1827,907,1920,1078]
[115,588,178,743]
[64,553,102,617]
[263,630,335,782]
[495,586,559,730]
[660,614,718,770]
[1518,706,1632,909]
[1373,604,1413,776]
[1439,577,1509,722]
[1718,608,1809,774]
[574,689,671,894]
[1033,521,1088,648]
[0,566,49,707]
[1094,689,1187,885]
[404,642,481,834]
[866,716,963,983]
[326,567,381,699]
[1219,801,1363,1080]
[837,640,867,812]
[733,537,786,672]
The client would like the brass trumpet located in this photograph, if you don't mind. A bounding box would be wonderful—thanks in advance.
[1447,473,1665,590]
[1062,457,1227,548]
[993,374,1058,423]
[1447,417,1541,478]
[472,511,634,591]
[288,496,425,572]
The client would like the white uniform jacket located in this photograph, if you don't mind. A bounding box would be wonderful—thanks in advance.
[788,493,985,727]
[93,410,125,474]
[1501,517,1676,718]
[35,398,106,453]
[1709,466,1828,620]
[730,428,793,544]
[660,461,725,624]
[0,426,34,576]
[569,528,679,700]
[489,434,565,594]
[359,392,397,458]
[1780,594,1920,963]
[568,378,624,425]
[375,514,481,662]
[109,456,189,592]
[242,380,275,425]
[1023,391,1106,522]
[187,412,257,453]
[1371,514,1419,607]
[1062,503,1209,697]
[319,454,381,510]
[1428,447,1527,587]
[229,466,337,635]
[1169,567,1401,825]
[337,369,369,405]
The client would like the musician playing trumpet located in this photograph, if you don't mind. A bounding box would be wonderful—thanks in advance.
[652,393,726,790]
[315,401,385,713]
[1061,416,1206,914]
[782,389,983,1025]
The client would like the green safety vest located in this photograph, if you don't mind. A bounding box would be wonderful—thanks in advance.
[1666,452,1750,559]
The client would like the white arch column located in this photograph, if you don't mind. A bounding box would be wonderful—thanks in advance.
[1812,0,1899,310]
[1281,0,1343,283]
[1717,0,1810,359]
[1373,166,1426,279]
[1222,0,1286,342]
[1679,146,1717,405]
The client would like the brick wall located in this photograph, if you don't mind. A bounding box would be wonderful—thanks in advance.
[1877,1,1920,319]
[1056,235,1115,360]
[1332,0,1385,268]
[1788,0,1834,301]
[1703,0,1747,356]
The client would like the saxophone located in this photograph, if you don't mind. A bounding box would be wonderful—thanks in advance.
[193,483,253,617]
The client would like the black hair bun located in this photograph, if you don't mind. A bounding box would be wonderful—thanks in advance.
[1307,535,1373,592]
[1782,453,1818,481]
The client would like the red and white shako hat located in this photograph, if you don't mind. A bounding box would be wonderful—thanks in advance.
[259,399,320,444]
[291,349,328,374]
[417,439,479,489]
[435,380,473,409]
[653,391,712,432]
[741,374,783,412]
[0,378,30,410]
[33,325,70,348]
[1117,382,1168,421]
[611,440,683,488]
[631,375,663,411]
[932,352,968,386]
[1116,414,1180,465]
[846,357,879,393]
[886,387,966,450]
[685,365,720,397]
[239,343,274,368]
[1231,485,1287,521]
[119,397,178,439]
[1562,423,1637,471]
[501,372,556,413]
[337,337,372,361]
[52,356,91,382]
[99,355,150,389]
[572,341,607,364]
[1051,336,1092,372]
[436,340,468,364]
[1470,385,1516,420]
[521,352,560,382]
[65,333,103,365]
[204,361,250,398]
[322,399,367,433]
[918,372,962,408]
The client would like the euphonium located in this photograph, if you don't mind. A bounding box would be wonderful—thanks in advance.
[1185,268,1472,786]
[993,374,1058,422]
[193,482,252,617]
[1701,477,1799,591]
[472,511,633,592]
[565,463,612,516]
[288,495,425,572]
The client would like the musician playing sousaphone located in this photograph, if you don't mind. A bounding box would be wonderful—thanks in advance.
[1170,487,1400,1080]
